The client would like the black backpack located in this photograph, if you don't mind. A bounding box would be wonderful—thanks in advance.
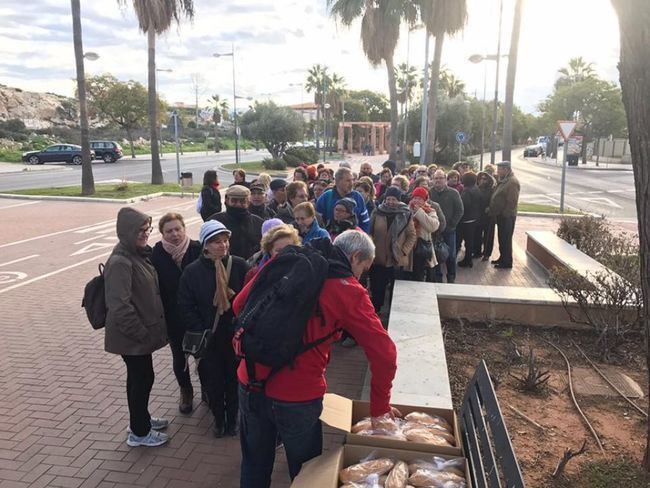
[81,263,106,330]
[233,244,336,389]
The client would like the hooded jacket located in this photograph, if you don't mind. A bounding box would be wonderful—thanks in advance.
[476,172,496,220]
[234,239,397,417]
[104,207,167,356]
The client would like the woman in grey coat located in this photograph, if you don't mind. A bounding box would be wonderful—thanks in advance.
[104,207,168,447]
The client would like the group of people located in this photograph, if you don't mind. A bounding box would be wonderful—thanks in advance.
[100,156,519,487]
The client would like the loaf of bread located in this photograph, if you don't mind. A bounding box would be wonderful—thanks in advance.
[404,428,454,447]
[351,418,373,434]
[408,469,466,487]
[407,460,464,478]
[356,429,409,441]
[404,412,452,431]
[339,458,395,484]
[385,460,409,488]
[402,423,455,446]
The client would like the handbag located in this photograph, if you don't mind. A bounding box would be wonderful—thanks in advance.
[182,256,232,359]
[414,237,433,260]
[434,238,450,263]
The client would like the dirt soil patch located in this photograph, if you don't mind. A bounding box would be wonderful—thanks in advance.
[443,320,650,487]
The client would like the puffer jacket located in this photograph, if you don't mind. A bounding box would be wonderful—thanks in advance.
[104,207,167,356]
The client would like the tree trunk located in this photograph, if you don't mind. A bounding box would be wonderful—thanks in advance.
[71,0,94,196]
[501,0,524,163]
[126,127,136,158]
[147,29,163,184]
[610,0,650,471]
[386,55,399,162]
[425,35,444,165]
[214,125,220,153]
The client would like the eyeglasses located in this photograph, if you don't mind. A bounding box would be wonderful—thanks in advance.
[138,226,153,236]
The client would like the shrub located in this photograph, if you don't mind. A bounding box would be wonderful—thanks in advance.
[262,158,287,171]
[284,146,318,164]
[556,215,611,260]
[282,152,303,168]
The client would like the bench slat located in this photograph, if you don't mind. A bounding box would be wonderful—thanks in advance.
[461,406,489,488]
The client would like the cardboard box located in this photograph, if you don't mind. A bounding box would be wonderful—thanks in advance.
[321,393,463,457]
[292,444,471,488]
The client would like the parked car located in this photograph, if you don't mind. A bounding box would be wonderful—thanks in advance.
[523,144,544,157]
[22,144,94,165]
[90,141,123,163]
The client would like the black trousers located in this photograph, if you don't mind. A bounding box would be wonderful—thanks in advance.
[496,215,516,266]
[168,326,192,390]
[121,354,154,437]
[473,216,495,257]
[369,264,394,314]
[198,330,239,428]
[456,221,477,264]
[410,252,429,282]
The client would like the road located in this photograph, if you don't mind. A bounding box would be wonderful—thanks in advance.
[0,146,638,221]
[0,149,271,191]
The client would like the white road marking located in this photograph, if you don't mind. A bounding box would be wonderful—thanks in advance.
[0,201,41,210]
[0,251,112,295]
[0,218,116,249]
[0,271,27,284]
[71,242,116,256]
[74,235,117,245]
[575,197,623,209]
[0,254,39,268]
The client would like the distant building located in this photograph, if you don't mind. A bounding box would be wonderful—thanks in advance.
[288,102,319,123]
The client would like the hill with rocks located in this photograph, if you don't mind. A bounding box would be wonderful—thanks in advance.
[0,84,76,129]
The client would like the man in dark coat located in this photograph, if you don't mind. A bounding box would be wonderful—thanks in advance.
[209,185,263,260]
[488,161,521,269]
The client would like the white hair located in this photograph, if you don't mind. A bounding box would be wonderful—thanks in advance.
[335,167,352,182]
[334,230,375,262]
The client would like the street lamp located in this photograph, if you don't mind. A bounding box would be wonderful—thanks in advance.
[469,0,504,166]
[213,44,240,167]
[83,52,99,61]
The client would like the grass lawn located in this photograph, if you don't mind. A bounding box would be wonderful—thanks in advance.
[518,202,581,214]
[5,183,201,199]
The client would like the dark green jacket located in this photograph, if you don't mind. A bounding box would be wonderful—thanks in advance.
[489,172,520,218]
[428,186,464,231]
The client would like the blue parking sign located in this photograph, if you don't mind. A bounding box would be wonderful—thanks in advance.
[455,131,466,144]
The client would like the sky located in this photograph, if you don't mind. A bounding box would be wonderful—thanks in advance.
[0,0,622,116]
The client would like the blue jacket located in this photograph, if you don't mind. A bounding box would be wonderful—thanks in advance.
[316,188,370,233]
[301,219,331,244]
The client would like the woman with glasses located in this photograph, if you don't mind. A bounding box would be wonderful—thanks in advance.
[104,208,169,447]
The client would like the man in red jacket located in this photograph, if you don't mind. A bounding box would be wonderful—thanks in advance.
[233,230,398,488]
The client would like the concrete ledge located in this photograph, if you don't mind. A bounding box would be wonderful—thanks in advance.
[0,192,195,204]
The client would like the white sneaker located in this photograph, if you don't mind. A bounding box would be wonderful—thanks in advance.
[126,430,169,447]
[126,417,169,434]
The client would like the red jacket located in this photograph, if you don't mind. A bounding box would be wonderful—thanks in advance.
[233,273,397,417]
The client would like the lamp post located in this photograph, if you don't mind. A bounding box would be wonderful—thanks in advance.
[419,29,431,165]
[213,44,239,167]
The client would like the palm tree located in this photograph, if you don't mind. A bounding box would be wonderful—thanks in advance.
[70,0,94,195]
[117,0,194,184]
[556,56,596,88]
[501,0,524,163]
[305,64,329,150]
[210,94,229,153]
[439,68,466,98]
[329,0,418,160]
[421,0,468,164]
[609,0,650,471]
[396,63,418,106]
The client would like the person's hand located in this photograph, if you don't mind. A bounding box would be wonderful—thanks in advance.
[388,406,403,419]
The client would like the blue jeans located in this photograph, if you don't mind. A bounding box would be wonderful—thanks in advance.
[239,385,323,488]
[433,230,457,283]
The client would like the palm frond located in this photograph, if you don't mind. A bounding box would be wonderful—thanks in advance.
[119,0,194,34]
[328,0,366,25]
[421,0,467,37]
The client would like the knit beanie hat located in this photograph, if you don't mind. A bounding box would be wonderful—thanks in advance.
[199,220,231,244]
[334,197,357,215]
[261,218,284,235]
[385,186,402,200]
[411,187,429,201]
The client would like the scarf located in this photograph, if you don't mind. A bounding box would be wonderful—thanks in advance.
[377,202,412,263]
[409,202,433,232]
[213,256,235,318]
[161,235,190,268]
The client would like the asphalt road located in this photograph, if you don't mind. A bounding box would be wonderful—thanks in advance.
[0,146,638,221]
[0,149,270,191]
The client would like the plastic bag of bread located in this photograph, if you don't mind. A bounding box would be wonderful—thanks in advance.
[339,455,395,484]
[385,460,409,488]
[351,417,373,434]
[408,457,465,477]
[408,468,466,487]
[403,427,454,447]
[370,413,401,434]
[402,422,455,446]
[404,412,452,431]
[340,473,383,487]
[356,429,409,441]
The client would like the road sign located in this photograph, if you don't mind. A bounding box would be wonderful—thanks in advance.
[557,120,577,141]
[455,131,467,144]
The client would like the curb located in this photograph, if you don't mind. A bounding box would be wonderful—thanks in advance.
[0,165,71,176]
[523,155,633,172]
[517,211,594,219]
[0,191,196,204]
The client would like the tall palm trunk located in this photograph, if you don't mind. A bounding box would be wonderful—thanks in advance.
[425,35,444,164]
[71,0,94,195]
[609,0,650,471]
[502,0,524,163]
[386,55,399,161]
[147,29,163,184]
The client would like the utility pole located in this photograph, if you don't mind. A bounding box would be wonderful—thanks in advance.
[419,30,430,165]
